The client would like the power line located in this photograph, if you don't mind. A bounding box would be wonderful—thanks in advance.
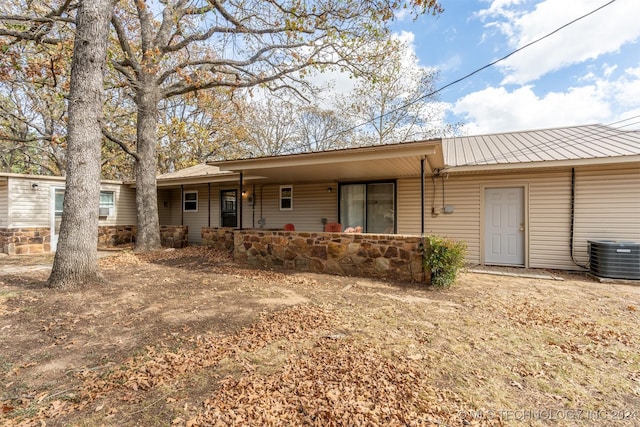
[333,0,618,138]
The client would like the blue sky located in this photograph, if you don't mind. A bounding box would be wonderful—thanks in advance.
[387,0,640,135]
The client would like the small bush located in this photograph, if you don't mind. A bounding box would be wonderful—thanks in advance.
[423,235,467,287]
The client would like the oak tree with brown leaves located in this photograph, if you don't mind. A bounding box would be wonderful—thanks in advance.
[1,0,116,289]
[106,0,443,252]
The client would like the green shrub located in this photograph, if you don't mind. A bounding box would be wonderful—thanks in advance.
[423,235,467,287]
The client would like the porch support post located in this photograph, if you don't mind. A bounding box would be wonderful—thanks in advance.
[420,157,425,236]
[207,182,211,227]
[180,185,184,226]
[238,172,243,230]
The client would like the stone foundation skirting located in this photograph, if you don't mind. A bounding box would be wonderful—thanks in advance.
[202,227,426,283]
[159,225,189,249]
[2,225,189,254]
[202,227,235,251]
[98,225,136,248]
[0,227,50,255]
[97,225,188,249]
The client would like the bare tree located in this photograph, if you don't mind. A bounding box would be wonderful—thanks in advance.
[106,0,442,252]
[338,39,457,145]
[156,92,247,171]
[238,98,299,156]
[297,106,354,152]
[0,2,75,175]
[0,75,68,175]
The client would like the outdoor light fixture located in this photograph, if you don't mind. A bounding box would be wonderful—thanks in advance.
[327,186,333,193]
[31,183,38,189]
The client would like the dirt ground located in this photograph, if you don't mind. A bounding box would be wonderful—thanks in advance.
[1,247,639,426]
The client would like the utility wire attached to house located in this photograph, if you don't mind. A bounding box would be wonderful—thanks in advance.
[330,0,619,140]
[450,114,640,168]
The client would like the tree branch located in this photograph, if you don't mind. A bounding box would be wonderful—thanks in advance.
[110,14,141,73]
[101,124,140,161]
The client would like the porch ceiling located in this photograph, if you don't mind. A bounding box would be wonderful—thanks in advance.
[209,140,444,184]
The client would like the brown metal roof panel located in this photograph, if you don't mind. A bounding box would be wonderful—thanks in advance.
[443,125,640,168]
[520,132,560,162]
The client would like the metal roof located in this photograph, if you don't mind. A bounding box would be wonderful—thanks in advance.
[442,125,640,170]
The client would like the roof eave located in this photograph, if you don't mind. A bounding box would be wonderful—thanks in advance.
[209,140,443,172]
[444,154,640,174]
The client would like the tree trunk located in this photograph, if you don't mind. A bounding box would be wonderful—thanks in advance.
[133,78,162,252]
[48,0,114,290]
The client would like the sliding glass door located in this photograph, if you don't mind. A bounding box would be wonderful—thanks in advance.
[339,182,395,233]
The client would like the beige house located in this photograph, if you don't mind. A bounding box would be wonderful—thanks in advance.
[0,173,136,254]
[3,124,639,274]
[157,124,640,271]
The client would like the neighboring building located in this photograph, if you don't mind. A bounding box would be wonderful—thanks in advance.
[0,173,136,254]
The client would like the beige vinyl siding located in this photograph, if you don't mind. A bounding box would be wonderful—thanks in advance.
[7,177,135,229]
[0,180,8,227]
[421,170,577,268]
[396,178,421,235]
[8,178,60,227]
[209,185,221,228]
[248,183,337,232]
[420,174,482,263]
[157,188,177,226]
[179,184,211,243]
[241,185,259,229]
[572,164,640,266]
[99,183,136,226]
[159,185,223,242]
[528,170,572,269]
[418,164,640,269]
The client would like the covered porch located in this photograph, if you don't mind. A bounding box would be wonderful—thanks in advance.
[156,139,445,244]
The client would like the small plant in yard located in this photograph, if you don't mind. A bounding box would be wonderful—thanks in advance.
[423,235,467,287]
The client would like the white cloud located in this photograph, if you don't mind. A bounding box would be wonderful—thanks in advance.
[452,66,640,134]
[602,63,617,78]
[478,0,640,84]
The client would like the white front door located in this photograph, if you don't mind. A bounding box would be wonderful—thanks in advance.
[51,187,64,251]
[484,187,525,266]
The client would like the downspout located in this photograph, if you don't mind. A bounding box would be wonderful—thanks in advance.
[238,172,243,230]
[180,185,184,226]
[420,157,425,236]
[570,168,588,269]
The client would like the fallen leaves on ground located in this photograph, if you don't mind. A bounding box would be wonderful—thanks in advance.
[2,248,638,427]
[194,338,498,427]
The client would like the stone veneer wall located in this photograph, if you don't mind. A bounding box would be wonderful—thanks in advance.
[1,227,50,255]
[200,227,426,283]
[97,225,188,249]
[159,225,189,249]
[201,227,236,251]
[96,225,188,249]
[2,225,188,254]
[98,225,136,248]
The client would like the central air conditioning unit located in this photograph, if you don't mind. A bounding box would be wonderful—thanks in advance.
[589,240,640,280]
[98,207,110,217]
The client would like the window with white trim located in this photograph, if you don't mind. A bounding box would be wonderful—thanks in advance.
[183,190,198,212]
[279,185,293,210]
[99,191,114,217]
